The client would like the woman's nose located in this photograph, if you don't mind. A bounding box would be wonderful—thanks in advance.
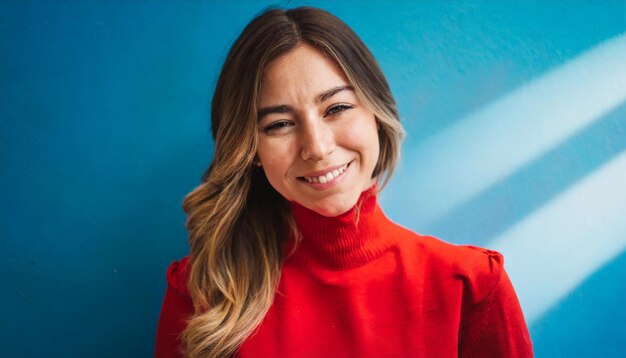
[300,118,335,161]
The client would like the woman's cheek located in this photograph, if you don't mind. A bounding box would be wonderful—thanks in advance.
[260,141,294,175]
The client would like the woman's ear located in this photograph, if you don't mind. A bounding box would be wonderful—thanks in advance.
[253,155,262,167]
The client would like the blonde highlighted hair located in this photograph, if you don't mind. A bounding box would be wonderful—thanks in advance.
[182,6,404,357]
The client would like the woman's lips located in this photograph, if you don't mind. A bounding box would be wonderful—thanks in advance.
[298,161,352,188]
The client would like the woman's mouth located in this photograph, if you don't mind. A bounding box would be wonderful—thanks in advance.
[299,161,351,185]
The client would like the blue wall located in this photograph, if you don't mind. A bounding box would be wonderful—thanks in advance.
[2,1,625,357]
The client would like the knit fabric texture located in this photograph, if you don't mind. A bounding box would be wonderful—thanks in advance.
[155,187,533,357]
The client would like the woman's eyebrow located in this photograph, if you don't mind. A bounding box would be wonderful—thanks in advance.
[257,85,354,121]
[257,105,294,122]
[315,85,354,103]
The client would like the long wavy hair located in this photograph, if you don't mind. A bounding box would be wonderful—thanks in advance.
[181,6,405,357]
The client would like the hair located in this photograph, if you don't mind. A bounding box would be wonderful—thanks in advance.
[181,6,405,357]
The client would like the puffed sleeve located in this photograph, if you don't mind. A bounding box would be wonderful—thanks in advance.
[155,256,194,358]
[457,247,533,357]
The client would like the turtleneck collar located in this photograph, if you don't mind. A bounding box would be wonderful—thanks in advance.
[287,185,398,270]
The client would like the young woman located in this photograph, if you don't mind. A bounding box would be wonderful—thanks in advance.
[155,6,533,358]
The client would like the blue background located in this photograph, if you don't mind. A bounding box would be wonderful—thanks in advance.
[2,1,625,357]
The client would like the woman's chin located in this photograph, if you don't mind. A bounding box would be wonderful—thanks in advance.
[307,194,359,217]
[313,205,352,217]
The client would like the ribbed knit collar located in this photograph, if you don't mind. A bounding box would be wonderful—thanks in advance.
[287,185,398,270]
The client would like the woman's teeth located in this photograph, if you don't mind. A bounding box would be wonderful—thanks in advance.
[304,162,349,184]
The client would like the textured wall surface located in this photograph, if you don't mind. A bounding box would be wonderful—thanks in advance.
[2,1,625,357]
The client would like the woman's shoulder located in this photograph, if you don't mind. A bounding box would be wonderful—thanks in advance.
[394,227,505,303]
[156,256,193,357]
[416,234,503,270]
[393,223,502,260]
[164,255,191,295]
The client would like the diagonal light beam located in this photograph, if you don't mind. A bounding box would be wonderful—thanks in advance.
[386,33,626,228]
[488,150,626,324]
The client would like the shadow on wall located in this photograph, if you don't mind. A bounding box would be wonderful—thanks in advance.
[530,250,626,357]
[386,32,626,231]
[430,102,626,246]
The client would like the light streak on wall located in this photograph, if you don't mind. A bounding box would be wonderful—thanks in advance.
[488,150,626,324]
[386,33,626,228]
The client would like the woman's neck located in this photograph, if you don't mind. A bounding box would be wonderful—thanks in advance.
[287,185,398,269]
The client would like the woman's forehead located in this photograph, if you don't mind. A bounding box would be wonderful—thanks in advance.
[259,44,350,105]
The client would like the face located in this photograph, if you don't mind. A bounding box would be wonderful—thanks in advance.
[257,44,380,217]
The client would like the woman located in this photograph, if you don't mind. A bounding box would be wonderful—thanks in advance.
[155,6,533,358]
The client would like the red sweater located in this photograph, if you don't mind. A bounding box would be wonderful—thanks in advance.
[155,188,533,357]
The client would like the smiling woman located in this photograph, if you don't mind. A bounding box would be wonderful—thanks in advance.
[257,44,381,217]
[155,6,533,358]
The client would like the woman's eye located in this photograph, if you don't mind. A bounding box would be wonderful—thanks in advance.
[326,104,353,116]
[263,120,293,134]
